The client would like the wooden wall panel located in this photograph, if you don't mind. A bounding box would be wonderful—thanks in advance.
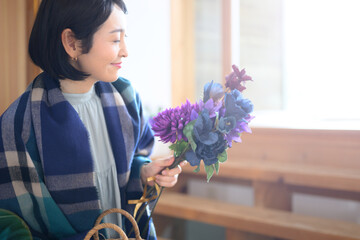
[0,0,39,114]
[171,0,195,107]
[26,0,41,85]
[222,0,232,80]
[0,0,26,114]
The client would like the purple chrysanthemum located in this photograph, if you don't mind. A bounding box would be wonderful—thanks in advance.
[151,100,200,143]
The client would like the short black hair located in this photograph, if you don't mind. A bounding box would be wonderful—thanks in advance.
[29,0,127,81]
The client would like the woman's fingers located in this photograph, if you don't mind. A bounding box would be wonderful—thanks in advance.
[180,160,188,167]
[155,160,188,187]
[155,174,179,187]
[141,158,188,187]
[161,160,188,176]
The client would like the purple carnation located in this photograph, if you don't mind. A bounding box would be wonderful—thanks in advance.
[150,100,200,143]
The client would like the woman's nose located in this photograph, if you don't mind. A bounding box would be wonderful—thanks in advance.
[119,43,128,58]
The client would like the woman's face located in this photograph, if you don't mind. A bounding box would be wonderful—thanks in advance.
[77,5,128,83]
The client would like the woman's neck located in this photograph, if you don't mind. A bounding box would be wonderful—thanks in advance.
[60,78,96,94]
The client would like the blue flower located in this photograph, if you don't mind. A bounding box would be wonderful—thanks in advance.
[240,99,253,114]
[192,109,218,145]
[224,90,253,120]
[203,81,224,103]
[186,131,227,166]
[184,109,227,166]
[217,116,237,134]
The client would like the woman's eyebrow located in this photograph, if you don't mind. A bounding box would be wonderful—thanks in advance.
[109,28,125,34]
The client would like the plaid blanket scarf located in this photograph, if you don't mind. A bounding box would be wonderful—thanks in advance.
[0,72,156,240]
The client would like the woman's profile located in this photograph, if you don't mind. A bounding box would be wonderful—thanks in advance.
[0,0,186,239]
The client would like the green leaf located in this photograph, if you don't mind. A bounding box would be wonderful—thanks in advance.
[205,164,215,182]
[0,209,32,240]
[218,150,227,163]
[183,120,197,152]
[214,161,220,174]
[193,165,200,173]
[169,140,188,158]
[168,143,177,151]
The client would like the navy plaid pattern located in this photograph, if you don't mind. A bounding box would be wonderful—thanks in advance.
[0,72,156,240]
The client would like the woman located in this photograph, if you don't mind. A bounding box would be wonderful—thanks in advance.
[0,0,186,239]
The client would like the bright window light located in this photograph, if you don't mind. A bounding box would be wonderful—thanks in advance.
[284,0,360,120]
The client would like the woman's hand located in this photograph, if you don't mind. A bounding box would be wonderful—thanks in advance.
[140,156,187,188]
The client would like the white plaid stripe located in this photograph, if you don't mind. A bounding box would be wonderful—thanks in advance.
[5,151,35,168]
[117,171,130,188]
[11,181,28,197]
[101,92,118,107]
[59,200,101,215]
[21,99,32,143]
[31,88,44,102]
[46,172,96,191]
[31,182,42,198]
[30,95,44,164]
[113,91,126,107]
[4,151,19,167]
[48,88,66,106]
[118,105,135,163]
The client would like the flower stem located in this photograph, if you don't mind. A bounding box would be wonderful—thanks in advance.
[141,186,164,236]
[140,144,190,236]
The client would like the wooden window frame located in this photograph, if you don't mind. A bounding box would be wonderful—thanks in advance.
[171,0,232,106]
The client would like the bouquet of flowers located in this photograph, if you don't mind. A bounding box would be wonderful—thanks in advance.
[151,64,254,181]
[131,64,254,234]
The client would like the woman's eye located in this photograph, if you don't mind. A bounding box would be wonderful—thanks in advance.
[114,40,120,43]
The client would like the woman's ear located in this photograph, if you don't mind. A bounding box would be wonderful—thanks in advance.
[61,28,82,59]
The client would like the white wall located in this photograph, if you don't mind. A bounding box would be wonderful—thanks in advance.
[120,0,171,116]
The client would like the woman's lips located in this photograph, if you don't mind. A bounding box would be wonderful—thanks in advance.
[111,62,122,68]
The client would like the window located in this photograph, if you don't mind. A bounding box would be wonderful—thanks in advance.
[192,0,360,128]
[283,0,360,120]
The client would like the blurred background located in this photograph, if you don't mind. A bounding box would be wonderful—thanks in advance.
[1,0,359,239]
[2,0,360,122]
